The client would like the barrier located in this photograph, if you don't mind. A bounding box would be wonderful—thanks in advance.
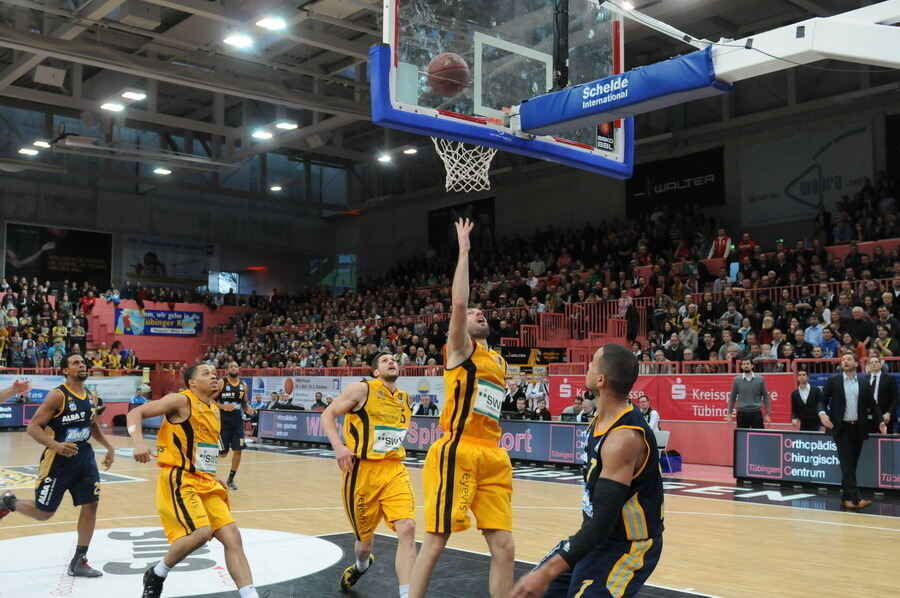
[734,429,900,490]
[258,410,590,465]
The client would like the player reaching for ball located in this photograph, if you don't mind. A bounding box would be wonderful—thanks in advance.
[409,218,515,598]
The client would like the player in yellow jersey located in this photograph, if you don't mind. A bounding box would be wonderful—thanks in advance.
[126,364,267,598]
[321,352,416,597]
[409,218,515,598]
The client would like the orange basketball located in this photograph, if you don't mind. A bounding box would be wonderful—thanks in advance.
[284,378,294,395]
[427,53,470,97]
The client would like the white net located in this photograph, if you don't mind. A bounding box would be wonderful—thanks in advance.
[431,137,497,193]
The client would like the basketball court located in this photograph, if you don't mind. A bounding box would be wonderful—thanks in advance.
[0,429,897,597]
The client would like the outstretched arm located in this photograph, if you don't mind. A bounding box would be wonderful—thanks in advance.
[126,393,190,462]
[0,379,31,402]
[447,218,475,368]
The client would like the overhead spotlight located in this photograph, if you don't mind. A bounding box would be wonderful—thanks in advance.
[223,33,253,49]
[100,102,125,112]
[270,185,283,192]
[402,147,418,155]
[377,153,391,163]
[622,1,635,10]
[252,129,273,140]
[153,167,172,175]
[18,148,39,156]
[275,120,298,130]
[121,90,147,101]
[33,140,51,148]
[256,17,287,31]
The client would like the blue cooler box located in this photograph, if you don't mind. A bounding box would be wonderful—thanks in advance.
[661,455,682,473]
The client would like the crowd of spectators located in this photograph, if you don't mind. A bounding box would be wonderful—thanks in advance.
[198,173,897,372]
[0,276,139,369]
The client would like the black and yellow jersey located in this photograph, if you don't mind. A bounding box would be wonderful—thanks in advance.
[344,378,412,460]
[156,390,221,478]
[441,340,508,444]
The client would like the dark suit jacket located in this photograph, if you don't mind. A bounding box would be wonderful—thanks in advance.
[867,372,898,419]
[817,374,882,439]
[791,386,823,421]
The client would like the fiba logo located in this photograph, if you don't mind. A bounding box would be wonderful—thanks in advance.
[671,378,687,400]
[558,377,573,399]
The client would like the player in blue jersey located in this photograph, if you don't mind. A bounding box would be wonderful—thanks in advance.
[0,353,116,577]
[509,344,664,598]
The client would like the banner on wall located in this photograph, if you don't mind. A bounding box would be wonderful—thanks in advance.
[501,347,565,365]
[114,308,203,336]
[249,375,447,411]
[121,234,218,286]
[550,373,794,422]
[0,374,139,403]
[625,147,725,218]
[258,411,590,465]
[3,222,112,287]
[740,121,874,226]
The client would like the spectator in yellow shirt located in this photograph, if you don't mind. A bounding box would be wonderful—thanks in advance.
[52,319,68,344]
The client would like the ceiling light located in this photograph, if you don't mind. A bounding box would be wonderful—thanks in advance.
[100,102,125,112]
[252,129,273,140]
[275,120,298,130]
[622,1,635,10]
[402,147,417,155]
[256,17,287,31]
[377,154,391,163]
[121,90,147,101]
[270,185,282,192]
[153,167,172,175]
[223,33,253,49]
[18,148,39,156]
[33,140,51,149]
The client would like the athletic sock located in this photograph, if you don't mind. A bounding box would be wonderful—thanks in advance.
[399,584,410,598]
[153,561,171,578]
[228,470,236,482]
[71,545,88,564]
[237,585,258,598]
[356,556,370,572]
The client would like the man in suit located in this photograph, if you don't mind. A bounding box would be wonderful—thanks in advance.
[818,352,887,509]
[791,370,823,431]
[866,356,897,434]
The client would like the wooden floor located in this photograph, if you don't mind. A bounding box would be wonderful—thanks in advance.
[1,430,897,598]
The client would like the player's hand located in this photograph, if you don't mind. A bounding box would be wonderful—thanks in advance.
[216,478,228,491]
[878,422,888,435]
[507,571,550,598]
[102,448,115,470]
[54,442,79,457]
[764,414,771,424]
[820,413,834,429]
[884,413,891,424]
[791,418,800,428]
[11,379,31,394]
[246,406,255,416]
[133,441,154,463]
[334,444,356,472]
[223,403,235,411]
[455,218,474,252]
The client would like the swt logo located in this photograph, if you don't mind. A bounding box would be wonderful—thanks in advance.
[671,378,687,400]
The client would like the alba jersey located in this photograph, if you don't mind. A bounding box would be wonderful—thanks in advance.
[440,340,508,444]
[344,378,412,460]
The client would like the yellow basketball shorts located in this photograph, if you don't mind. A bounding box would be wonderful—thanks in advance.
[156,467,235,543]
[342,458,415,542]
[424,434,513,534]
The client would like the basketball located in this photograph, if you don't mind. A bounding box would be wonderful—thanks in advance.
[427,53,469,97]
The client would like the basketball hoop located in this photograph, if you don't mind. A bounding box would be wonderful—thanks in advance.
[431,137,497,193]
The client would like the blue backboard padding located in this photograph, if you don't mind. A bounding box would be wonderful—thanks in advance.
[369,44,634,179]
[520,46,732,135]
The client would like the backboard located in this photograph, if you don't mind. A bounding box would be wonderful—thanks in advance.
[372,0,633,178]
